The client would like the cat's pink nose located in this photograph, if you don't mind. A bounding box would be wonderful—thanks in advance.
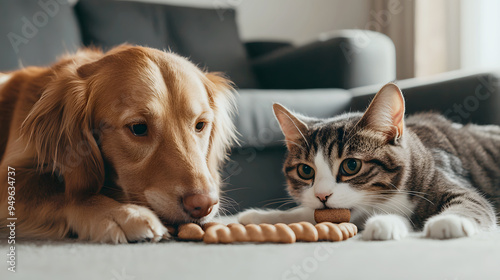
[316,193,333,203]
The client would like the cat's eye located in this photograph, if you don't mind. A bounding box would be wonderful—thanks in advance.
[297,164,315,180]
[340,158,362,176]
[195,121,205,132]
[129,123,148,136]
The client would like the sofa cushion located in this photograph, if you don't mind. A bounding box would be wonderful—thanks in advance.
[0,0,82,71]
[75,0,169,51]
[233,88,352,148]
[165,6,258,89]
[75,0,258,89]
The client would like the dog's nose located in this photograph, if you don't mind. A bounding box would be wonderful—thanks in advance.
[182,194,218,219]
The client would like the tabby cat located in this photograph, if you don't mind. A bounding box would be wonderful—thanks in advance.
[238,83,499,240]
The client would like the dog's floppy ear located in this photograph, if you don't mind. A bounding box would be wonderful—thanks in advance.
[21,64,104,198]
[203,72,238,184]
[77,44,136,79]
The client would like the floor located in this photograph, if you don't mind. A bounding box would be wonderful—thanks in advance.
[1,228,500,280]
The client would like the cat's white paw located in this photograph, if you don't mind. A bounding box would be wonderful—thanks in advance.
[423,214,477,239]
[238,209,266,225]
[362,214,409,241]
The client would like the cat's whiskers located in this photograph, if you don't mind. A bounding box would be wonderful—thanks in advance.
[388,182,400,191]
[374,190,434,205]
[371,195,416,227]
[387,183,429,198]
[353,204,374,220]
[261,197,296,203]
[262,198,296,208]
[363,193,417,226]
[276,201,298,209]
[360,201,416,228]
[362,202,390,216]
[387,183,429,196]
[261,196,297,209]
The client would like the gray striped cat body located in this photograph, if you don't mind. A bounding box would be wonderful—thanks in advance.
[239,83,499,240]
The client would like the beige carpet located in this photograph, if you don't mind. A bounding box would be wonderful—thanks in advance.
[1,227,500,280]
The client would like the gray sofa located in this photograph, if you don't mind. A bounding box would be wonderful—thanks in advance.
[1,0,499,214]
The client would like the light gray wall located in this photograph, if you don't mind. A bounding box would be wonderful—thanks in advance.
[127,0,372,45]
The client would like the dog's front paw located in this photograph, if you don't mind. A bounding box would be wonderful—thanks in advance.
[83,204,169,244]
[238,209,267,225]
[112,204,170,243]
[423,214,477,239]
[363,214,409,241]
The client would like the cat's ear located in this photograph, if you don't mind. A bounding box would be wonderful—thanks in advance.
[273,103,308,148]
[358,83,405,142]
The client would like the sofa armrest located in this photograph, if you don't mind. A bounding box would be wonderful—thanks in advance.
[251,30,396,90]
[349,70,500,125]
[244,41,293,59]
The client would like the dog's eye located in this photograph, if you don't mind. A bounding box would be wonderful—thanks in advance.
[195,122,205,132]
[130,123,148,136]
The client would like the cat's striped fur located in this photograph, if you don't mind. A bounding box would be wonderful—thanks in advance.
[239,83,499,240]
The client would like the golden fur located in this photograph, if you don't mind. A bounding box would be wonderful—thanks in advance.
[0,45,236,243]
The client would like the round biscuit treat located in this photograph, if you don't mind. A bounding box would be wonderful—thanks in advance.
[314,208,351,223]
[177,223,204,241]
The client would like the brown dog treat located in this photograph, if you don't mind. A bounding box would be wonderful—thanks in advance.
[315,223,343,241]
[337,223,350,240]
[351,223,359,235]
[181,221,357,244]
[259,224,277,242]
[228,224,250,242]
[203,223,297,244]
[340,223,357,238]
[217,227,234,244]
[202,222,222,231]
[245,224,265,242]
[177,223,204,241]
[203,224,228,244]
[314,208,351,223]
[289,222,319,242]
[274,223,296,243]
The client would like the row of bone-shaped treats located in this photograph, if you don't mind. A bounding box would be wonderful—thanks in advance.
[176,222,358,244]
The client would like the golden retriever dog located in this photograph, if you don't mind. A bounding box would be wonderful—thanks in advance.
[0,45,236,243]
